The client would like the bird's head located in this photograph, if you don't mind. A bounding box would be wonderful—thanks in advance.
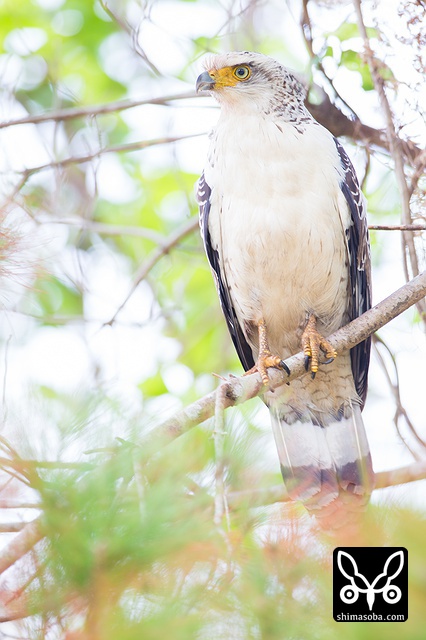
[196,51,307,114]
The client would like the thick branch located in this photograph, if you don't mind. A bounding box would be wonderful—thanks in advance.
[305,94,423,167]
[150,271,426,446]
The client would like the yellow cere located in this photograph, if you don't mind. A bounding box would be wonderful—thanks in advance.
[208,65,251,88]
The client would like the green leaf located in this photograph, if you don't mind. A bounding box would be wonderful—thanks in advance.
[333,22,359,41]
[139,372,168,398]
[333,22,378,42]
[340,49,374,90]
[33,275,83,319]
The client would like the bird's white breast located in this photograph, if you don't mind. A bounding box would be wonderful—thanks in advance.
[205,113,352,358]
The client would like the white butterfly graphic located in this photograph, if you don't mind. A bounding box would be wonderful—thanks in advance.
[337,550,404,611]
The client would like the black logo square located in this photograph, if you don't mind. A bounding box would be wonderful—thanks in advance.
[333,547,408,622]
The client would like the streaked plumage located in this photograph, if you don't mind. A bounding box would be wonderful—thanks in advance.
[196,52,374,531]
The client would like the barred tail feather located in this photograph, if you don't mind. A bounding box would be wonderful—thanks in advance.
[270,404,374,531]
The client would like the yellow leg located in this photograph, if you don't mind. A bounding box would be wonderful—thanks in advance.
[244,318,290,387]
[301,314,336,379]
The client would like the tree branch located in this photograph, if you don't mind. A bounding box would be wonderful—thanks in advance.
[305,93,423,167]
[148,270,426,446]
[368,224,426,231]
[353,0,426,324]
[0,91,197,129]
[227,460,426,509]
[2,85,423,170]
[15,133,202,182]
[105,217,199,325]
[0,270,424,582]
[0,519,42,576]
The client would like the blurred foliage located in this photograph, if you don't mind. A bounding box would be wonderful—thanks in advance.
[18,431,426,638]
[0,0,425,637]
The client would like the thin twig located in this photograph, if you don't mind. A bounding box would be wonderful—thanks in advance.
[213,383,229,528]
[301,0,359,119]
[353,0,426,324]
[0,91,197,129]
[368,224,426,231]
[0,522,32,533]
[0,502,41,509]
[15,133,203,182]
[45,218,165,242]
[105,216,199,325]
[0,457,94,472]
[373,335,424,460]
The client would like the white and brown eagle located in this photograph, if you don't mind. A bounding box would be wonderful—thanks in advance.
[196,52,374,531]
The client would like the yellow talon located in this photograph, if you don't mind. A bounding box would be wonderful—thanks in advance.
[302,315,336,378]
[243,318,290,388]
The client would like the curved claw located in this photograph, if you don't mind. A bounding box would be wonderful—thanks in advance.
[322,356,335,365]
[280,360,291,376]
[304,355,310,372]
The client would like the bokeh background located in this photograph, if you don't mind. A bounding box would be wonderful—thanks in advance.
[0,0,425,637]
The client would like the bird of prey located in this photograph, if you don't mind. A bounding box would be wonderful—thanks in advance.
[196,51,374,531]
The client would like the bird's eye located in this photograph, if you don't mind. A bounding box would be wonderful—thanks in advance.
[233,65,251,80]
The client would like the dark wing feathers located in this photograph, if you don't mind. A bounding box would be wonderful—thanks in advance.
[197,173,255,371]
[334,138,371,407]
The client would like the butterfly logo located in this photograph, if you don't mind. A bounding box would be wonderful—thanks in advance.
[337,550,404,611]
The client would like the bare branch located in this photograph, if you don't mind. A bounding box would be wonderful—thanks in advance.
[375,460,426,489]
[0,502,41,509]
[2,83,423,171]
[0,269,423,584]
[353,0,426,324]
[0,91,197,129]
[373,334,426,456]
[0,596,30,623]
[227,460,426,509]
[16,133,203,182]
[368,224,426,231]
[213,384,229,528]
[0,457,94,472]
[0,522,31,533]
[305,92,423,166]
[149,270,426,447]
[105,217,199,325]
[46,219,165,242]
[0,519,42,576]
